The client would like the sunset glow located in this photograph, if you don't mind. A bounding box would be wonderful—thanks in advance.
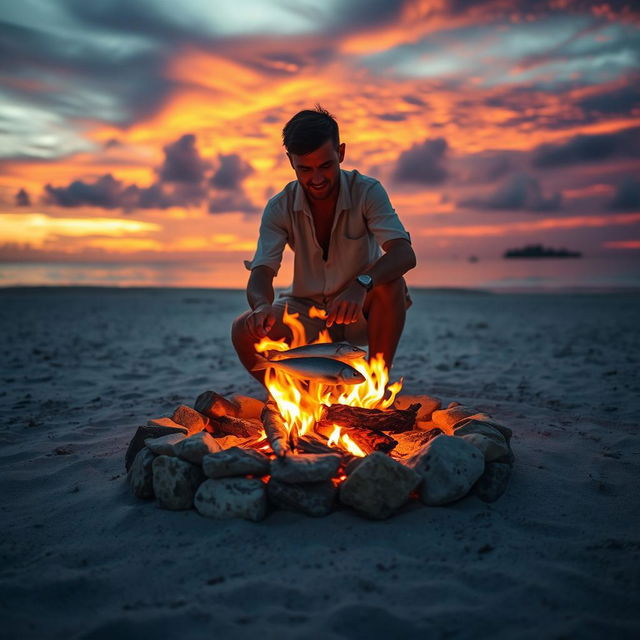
[1,1,639,287]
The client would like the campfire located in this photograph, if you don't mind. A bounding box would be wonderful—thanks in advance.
[126,307,515,520]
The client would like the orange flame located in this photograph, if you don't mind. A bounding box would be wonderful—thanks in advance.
[255,305,402,451]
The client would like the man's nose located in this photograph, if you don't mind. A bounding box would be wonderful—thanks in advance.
[312,169,323,183]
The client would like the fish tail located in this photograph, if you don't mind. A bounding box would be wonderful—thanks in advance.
[251,355,274,372]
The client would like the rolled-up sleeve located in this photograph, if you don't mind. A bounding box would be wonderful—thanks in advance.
[364,181,411,246]
[244,202,289,275]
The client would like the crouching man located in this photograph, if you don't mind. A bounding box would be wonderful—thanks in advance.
[232,106,416,384]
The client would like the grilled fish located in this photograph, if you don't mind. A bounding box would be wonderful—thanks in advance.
[269,342,366,362]
[252,356,365,385]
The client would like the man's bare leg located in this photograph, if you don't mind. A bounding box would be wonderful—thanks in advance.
[231,311,292,386]
[363,277,408,369]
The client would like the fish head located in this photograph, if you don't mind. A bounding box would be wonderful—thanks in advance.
[337,343,367,359]
[340,366,366,384]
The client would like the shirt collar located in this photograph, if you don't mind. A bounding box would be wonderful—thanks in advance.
[293,169,352,213]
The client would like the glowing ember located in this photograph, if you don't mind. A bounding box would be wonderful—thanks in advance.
[255,305,402,452]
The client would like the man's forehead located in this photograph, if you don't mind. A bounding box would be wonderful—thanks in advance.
[290,140,338,166]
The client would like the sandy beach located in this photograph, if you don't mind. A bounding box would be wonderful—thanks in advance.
[1,286,639,639]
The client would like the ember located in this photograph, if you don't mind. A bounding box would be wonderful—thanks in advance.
[126,307,515,519]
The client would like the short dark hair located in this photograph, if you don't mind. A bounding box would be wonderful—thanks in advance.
[282,105,340,156]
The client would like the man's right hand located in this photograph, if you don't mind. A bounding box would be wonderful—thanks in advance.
[246,303,276,339]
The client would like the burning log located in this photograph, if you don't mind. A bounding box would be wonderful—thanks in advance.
[261,402,291,458]
[318,403,420,434]
[314,421,398,455]
[205,415,263,440]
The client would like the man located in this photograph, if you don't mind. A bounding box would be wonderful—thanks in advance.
[232,106,416,384]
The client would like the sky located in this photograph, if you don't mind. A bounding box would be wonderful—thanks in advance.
[0,0,639,288]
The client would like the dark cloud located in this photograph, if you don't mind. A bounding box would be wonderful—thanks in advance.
[532,127,640,167]
[403,95,426,107]
[208,191,259,215]
[44,174,133,209]
[610,177,640,211]
[393,138,448,185]
[210,154,254,190]
[460,174,562,212]
[578,83,640,116]
[377,112,407,122]
[462,152,513,184]
[15,188,31,206]
[159,134,209,184]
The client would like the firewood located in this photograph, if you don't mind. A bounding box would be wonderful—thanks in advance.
[261,403,290,458]
[314,421,398,454]
[194,390,239,418]
[295,432,354,464]
[318,403,419,433]
[205,415,263,439]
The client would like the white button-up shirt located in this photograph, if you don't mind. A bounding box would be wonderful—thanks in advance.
[245,169,410,304]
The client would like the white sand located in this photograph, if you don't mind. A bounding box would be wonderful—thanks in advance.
[1,287,639,639]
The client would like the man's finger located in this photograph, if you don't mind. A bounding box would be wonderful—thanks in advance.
[326,304,338,328]
[264,313,276,334]
[335,301,348,325]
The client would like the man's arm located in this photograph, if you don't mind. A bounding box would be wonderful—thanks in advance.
[245,265,277,339]
[326,238,416,327]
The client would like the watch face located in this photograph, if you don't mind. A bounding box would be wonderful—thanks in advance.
[357,275,373,290]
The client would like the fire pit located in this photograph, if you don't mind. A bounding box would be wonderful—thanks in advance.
[126,307,515,519]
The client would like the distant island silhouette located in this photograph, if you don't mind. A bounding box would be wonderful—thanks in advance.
[504,244,582,258]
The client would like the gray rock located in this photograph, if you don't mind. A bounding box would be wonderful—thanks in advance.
[128,447,155,499]
[431,405,477,431]
[410,435,485,506]
[194,391,239,418]
[152,455,204,510]
[174,431,222,464]
[455,421,510,462]
[267,479,336,517]
[390,429,444,461]
[124,424,187,471]
[144,433,185,456]
[147,417,185,430]
[271,453,341,483]
[171,405,210,434]
[194,478,267,521]
[456,414,513,443]
[472,462,512,502]
[339,452,421,519]
[202,447,270,478]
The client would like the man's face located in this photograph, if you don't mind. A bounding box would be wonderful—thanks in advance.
[288,139,345,202]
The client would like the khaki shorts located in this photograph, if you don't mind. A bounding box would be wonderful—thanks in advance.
[272,285,412,347]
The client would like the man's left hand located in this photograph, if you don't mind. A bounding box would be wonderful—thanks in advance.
[326,282,367,327]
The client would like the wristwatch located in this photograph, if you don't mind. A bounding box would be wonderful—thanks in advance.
[356,274,374,291]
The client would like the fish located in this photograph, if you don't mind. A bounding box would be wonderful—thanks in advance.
[252,356,366,385]
[268,342,366,362]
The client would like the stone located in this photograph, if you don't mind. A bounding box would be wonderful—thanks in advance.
[128,447,155,499]
[194,478,267,521]
[457,414,513,443]
[202,447,270,478]
[144,433,185,456]
[214,434,262,450]
[393,394,441,421]
[171,405,210,434]
[124,425,188,471]
[147,417,186,430]
[472,462,512,502]
[390,428,444,461]
[454,421,510,462]
[230,394,265,420]
[270,453,341,483]
[339,452,421,519]
[410,435,485,506]
[267,479,336,517]
[174,431,223,464]
[431,405,478,431]
[152,455,204,510]
[194,391,239,418]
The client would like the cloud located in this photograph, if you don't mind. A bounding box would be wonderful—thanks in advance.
[208,191,259,215]
[393,138,448,185]
[210,154,254,190]
[15,188,31,206]
[159,134,209,184]
[610,176,640,211]
[578,82,640,116]
[460,174,562,212]
[532,127,640,167]
[44,174,133,209]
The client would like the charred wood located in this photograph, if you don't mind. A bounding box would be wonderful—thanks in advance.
[261,402,290,458]
[318,403,419,434]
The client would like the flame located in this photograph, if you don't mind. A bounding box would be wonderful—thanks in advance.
[327,424,367,458]
[255,305,402,452]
